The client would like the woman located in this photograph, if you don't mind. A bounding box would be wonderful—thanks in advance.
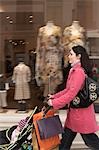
[47,45,99,150]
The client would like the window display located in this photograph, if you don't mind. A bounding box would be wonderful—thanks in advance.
[12,60,31,112]
[0,0,99,112]
[63,20,86,50]
[35,21,64,98]
[87,30,99,83]
[63,20,86,66]
[0,74,9,113]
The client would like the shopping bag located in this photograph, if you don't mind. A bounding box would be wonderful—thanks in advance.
[33,109,61,150]
[37,115,64,139]
[32,131,59,150]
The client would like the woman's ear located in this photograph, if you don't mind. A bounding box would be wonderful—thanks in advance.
[78,54,81,59]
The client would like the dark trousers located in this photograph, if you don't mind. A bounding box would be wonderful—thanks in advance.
[59,127,99,150]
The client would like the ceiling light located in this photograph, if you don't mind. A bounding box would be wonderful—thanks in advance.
[29,15,33,18]
[29,20,33,23]
[9,40,12,43]
[14,43,17,45]
[9,20,13,24]
[6,16,10,19]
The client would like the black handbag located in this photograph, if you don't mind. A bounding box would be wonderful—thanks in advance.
[36,115,64,139]
[70,77,99,108]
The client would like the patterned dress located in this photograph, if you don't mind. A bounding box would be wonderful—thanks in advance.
[63,21,86,64]
[35,23,64,97]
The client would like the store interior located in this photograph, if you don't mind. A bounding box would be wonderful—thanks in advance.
[0,0,99,111]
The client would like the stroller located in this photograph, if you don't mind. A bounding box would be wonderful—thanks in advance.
[0,106,38,150]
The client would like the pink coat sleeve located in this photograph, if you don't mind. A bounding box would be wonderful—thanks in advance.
[52,69,85,109]
[53,88,68,99]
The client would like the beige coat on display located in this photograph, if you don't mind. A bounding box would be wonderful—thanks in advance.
[12,62,31,100]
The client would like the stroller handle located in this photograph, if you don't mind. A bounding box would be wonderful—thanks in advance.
[42,106,52,117]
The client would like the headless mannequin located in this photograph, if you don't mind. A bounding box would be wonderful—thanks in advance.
[44,21,55,36]
[71,21,83,30]
[36,21,62,50]
[63,20,85,47]
[70,21,85,40]
[35,21,63,99]
[12,61,31,112]
[0,74,8,113]
[63,21,86,66]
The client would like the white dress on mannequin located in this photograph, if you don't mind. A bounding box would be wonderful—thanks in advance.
[12,62,31,100]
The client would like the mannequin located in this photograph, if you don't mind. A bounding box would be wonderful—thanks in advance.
[63,21,86,48]
[12,60,31,112]
[36,21,62,49]
[35,21,64,99]
[63,20,86,65]
[0,74,9,113]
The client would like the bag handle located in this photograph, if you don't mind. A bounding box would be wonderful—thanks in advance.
[41,105,52,117]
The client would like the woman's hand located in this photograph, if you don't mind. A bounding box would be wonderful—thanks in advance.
[47,99,53,106]
[48,94,54,99]
[45,94,54,106]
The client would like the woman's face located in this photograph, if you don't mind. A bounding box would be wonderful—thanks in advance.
[68,49,80,64]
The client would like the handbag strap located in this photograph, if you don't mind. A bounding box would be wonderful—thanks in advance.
[79,67,88,90]
[81,67,88,77]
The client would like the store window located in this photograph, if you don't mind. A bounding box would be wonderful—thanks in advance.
[0,0,99,108]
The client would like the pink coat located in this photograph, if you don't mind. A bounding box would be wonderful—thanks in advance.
[52,63,99,133]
